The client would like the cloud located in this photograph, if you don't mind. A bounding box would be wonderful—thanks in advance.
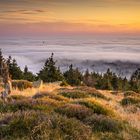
[0,9,46,14]
[1,0,140,6]
[37,0,140,6]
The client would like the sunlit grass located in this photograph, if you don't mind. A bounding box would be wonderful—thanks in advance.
[74,99,115,117]
[0,83,140,140]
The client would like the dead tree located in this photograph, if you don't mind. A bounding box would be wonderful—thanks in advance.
[0,53,12,101]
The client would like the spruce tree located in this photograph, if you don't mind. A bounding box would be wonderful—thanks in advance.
[23,65,36,82]
[0,49,4,75]
[83,69,94,87]
[122,77,130,91]
[101,69,113,90]
[0,49,4,67]
[64,64,82,86]
[38,53,63,82]
[92,72,102,89]
[111,74,119,91]
[7,57,23,80]
[130,68,140,93]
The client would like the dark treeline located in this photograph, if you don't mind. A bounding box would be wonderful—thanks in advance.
[1,50,140,93]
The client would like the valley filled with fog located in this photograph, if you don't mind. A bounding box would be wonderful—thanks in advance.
[0,35,140,78]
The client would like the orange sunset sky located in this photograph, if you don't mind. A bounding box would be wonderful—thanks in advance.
[0,0,140,36]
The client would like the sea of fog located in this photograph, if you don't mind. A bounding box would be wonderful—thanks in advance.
[0,35,140,78]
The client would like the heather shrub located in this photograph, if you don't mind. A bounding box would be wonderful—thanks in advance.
[98,133,124,140]
[0,111,41,139]
[124,125,140,140]
[0,100,31,113]
[124,91,139,97]
[10,95,28,100]
[88,91,108,100]
[33,92,51,99]
[0,111,92,140]
[55,104,93,121]
[59,91,89,99]
[12,80,32,90]
[0,99,52,113]
[84,114,122,133]
[111,91,119,95]
[60,81,69,87]
[121,97,140,106]
[36,98,64,108]
[76,87,108,100]
[33,92,69,102]
[75,100,114,116]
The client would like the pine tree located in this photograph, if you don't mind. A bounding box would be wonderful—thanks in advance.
[38,53,63,82]
[101,69,113,90]
[23,65,36,82]
[111,73,119,91]
[64,64,82,86]
[130,68,140,93]
[0,49,4,67]
[6,56,12,78]
[24,65,28,74]
[83,69,94,87]
[122,77,130,91]
[92,72,102,89]
[102,76,113,90]
[7,57,23,80]
[0,49,4,75]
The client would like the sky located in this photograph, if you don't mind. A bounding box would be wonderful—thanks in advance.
[0,0,140,36]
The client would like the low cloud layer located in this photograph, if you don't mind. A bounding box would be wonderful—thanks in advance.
[0,35,140,78]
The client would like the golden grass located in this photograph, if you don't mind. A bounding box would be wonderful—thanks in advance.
[10,84,140,131]
[11,82,64,97]
[1,82,140,139]
[97,90,140,131]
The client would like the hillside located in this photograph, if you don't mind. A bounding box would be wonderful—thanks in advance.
[0,83,140,140]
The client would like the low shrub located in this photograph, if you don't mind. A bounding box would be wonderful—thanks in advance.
[97,132,124,140]
[12,80,32,90]
[121,97,140,106]
[60,81,69,87]
[84,114,122,133]
[33,92,69,102]
[55,104,93,121]
[33,92,50,99]
[75,100,114,117]
[76,86,108,100]
[0,111,92,140]
[111,91,119,95]
[0,100,31,113]
[36,98,64,108]
[124,125,140,140]
[59,91,89,99]
[124,91,139,97]
[10,95,28,100]
[0,99,52,113]
[88,91,108,100]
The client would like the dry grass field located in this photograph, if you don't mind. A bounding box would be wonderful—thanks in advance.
[0,82,140,140]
